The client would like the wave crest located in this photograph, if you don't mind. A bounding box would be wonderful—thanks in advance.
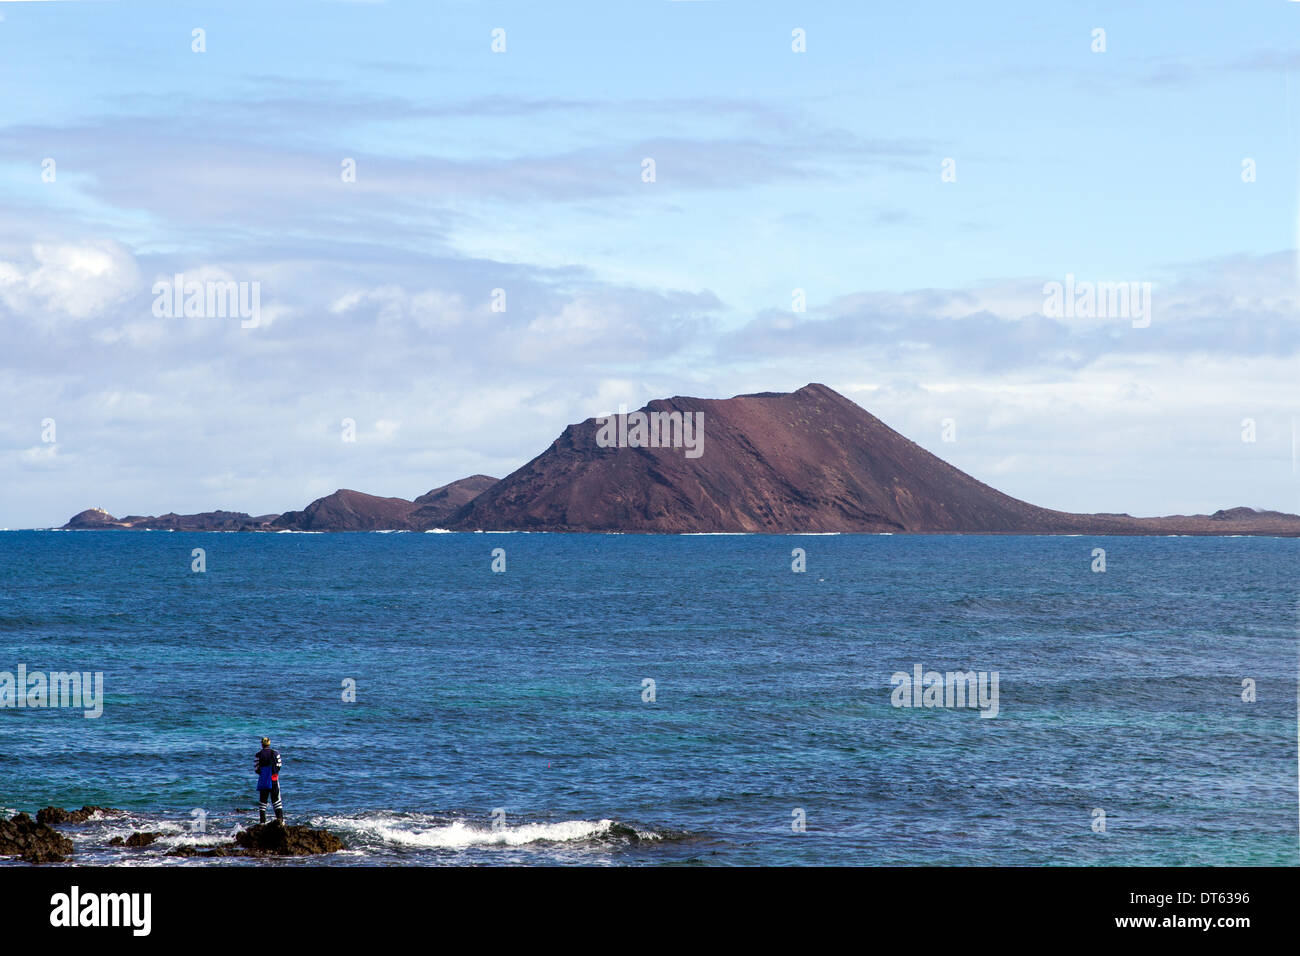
[315,813,668,849]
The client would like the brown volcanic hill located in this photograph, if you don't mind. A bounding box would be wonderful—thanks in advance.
[271,489,421,532]
[271,477,498,531]
[447,383,1300,535]
[411,475,499,527]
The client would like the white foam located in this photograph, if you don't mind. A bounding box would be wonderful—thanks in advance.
[156,831,238,848]
[319,814,619,849]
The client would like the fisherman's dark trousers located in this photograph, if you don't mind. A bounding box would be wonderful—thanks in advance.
[258,783,282,814]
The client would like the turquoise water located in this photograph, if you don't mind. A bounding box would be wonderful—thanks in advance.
[0,531,1295,865]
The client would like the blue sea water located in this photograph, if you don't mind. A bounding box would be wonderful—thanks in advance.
[0,531,1295,866]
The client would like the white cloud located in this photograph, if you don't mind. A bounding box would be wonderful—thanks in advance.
[0,240,140,321]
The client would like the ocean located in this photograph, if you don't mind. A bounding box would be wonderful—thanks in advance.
[1,531,1295,866]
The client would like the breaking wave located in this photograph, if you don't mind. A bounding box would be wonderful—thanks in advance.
[313,812,671,850]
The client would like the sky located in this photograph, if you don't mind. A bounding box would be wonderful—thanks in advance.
[1,0,1298,527]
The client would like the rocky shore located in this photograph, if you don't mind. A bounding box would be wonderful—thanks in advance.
[0,813,75,864]
[36,805,117,826]
[1,806,344,864]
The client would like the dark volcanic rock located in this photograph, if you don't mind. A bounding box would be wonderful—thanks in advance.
[0,812,74,863]
[165,844,239,858]
[448,383,1300,536]
[234,823,344,856]
[109,831,160,848]
[165,823,344,858]
[36,805,118,825]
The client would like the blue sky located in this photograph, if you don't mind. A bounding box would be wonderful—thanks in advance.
[1,0,1298,526]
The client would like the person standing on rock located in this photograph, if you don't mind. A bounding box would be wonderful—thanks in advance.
[253,737,283,825]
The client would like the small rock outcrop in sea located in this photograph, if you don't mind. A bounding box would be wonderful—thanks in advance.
[0,813,75,864]
[166,823,344,858]
[36,805,119,825]
[109,831,160,848]
[235,823,345,856]
[165,845,238,858]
